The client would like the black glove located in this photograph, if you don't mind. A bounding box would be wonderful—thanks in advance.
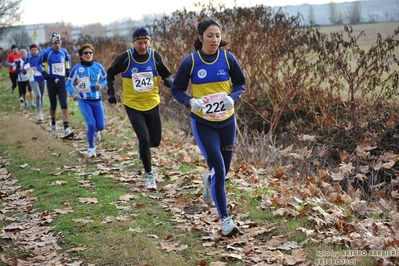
[163,76,173,88]
[65,69,70,78]
[42,71,51,80]
[108,94,117,104]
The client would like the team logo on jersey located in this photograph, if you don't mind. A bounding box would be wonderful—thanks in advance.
[145,66,152,71]
[197,69,207,79]
[78,67,85,73]
[217,69,226,75]
[132,67,138,74]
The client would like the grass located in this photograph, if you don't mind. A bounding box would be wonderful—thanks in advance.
[0,27,393,264]
[0,70,207,265]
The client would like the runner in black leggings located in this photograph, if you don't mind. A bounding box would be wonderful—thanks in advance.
[107,27,173,190]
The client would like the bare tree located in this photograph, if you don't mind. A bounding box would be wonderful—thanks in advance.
[0,0,23,36]
[328,1,343,25]
[8,31,32,50]
[308,5,315,23]
[328,1,337,24]
[346,1,361,24]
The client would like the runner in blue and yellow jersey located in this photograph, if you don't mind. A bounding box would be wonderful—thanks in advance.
[171,18,245,237]
[66,43,107,158]
[107,27,173,190]
[36,33,73,139]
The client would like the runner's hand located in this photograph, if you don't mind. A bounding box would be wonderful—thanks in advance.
[95,83,103,91]
[190,98,205,112]
[224,96,234,111]
[72,93,80,101]
[108,94,117,104]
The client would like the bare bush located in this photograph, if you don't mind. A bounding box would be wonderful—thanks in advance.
[59,3,399,198]
[315,25,399,127]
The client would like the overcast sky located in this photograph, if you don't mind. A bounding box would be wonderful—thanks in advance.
[21,0,357,26]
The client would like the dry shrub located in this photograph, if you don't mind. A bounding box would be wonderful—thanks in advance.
[56,4,399,193]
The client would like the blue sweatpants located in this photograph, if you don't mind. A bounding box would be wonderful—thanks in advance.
[78,99,105,148]
[191,116,236,219]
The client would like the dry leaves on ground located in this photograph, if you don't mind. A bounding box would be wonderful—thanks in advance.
[1,111,399,265]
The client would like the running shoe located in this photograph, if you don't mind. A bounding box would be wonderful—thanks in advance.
[145,172,157,190]
[62,127,74,139]
[202,173,213,206]
[87,148,96,158]
[94,131,101,142]
[221,216,240,237]
[51,124,57,136]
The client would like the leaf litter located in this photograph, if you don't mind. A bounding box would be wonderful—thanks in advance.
[0,111,399,265]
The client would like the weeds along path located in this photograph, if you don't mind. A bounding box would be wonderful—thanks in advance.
[2,106,399,265]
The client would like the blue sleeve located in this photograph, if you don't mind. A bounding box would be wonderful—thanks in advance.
[15,60,21,74]
[66,65,78,96]
[171,54,193,107]
[36,52,45,73]
[98,62,108,87]
[5,58,14,67]
[63,48,71,69]
[226,51,245,103]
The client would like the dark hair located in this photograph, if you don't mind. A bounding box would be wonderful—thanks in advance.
[78,43,95,56]
[29,43,39,50]
[11,44,17,50]
[194,18,228,51]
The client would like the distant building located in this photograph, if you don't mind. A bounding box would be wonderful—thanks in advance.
[276,0,398,25]
[45,26,73,42]
[0,0,397,51]
[0,25,74,50]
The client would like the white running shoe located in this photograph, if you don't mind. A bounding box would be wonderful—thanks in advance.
[37,114,43,123]
[87,148,96,158]
[19,97,24,103]
[202,173,213,206]
[51,124,57,136]
[94,131,101,142]
[62,127,74,139]
[145,172,157,190]
[221,216,240,237]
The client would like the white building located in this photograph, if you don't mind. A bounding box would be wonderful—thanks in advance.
[277,0,398,25]
[1,0,397,51]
